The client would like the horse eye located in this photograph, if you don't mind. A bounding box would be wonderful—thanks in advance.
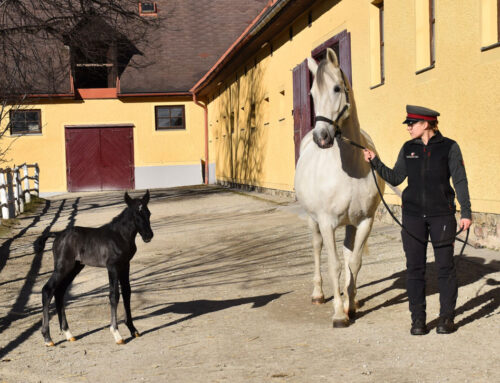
[334,85,341,93]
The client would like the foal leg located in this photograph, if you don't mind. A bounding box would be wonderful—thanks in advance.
[41,273,60,346]
[343,218,373,318]
[319,221,348,327]
[310,218,325,304]
[118,263,140,338]
[108,267,124,345]
[54,263,84,342]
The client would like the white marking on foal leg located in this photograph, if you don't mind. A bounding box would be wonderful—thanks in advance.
[310,219,325,304]
[45,339,55,347]
[110,326,124,344]
[64,329,76,342]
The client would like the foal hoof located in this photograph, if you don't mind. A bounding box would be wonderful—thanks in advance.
[45,341,55,347]
[116,339,125,345]
[332,318,350,328]
[134,331,141,338]
[68,337,77,342]
[311,297,326,305]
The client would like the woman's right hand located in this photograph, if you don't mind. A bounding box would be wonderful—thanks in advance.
[363,149,376,163]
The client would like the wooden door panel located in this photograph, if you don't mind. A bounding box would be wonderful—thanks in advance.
[66,128,102,191]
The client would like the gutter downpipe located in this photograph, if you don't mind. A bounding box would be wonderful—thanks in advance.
[193,93,209,185]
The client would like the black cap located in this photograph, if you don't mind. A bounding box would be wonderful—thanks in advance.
[403,105,440,124]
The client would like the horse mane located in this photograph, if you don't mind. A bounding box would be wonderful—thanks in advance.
[316,60,329,91]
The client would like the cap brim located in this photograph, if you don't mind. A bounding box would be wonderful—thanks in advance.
[402,118,421,125]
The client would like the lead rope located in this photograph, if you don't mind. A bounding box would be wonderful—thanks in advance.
[336,134,470,256]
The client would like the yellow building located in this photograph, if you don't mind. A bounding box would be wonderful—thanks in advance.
[191,0,500,248]
[2,0,269,194]
[4,0,500,247]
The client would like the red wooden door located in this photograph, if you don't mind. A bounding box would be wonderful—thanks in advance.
[65,126,134,192]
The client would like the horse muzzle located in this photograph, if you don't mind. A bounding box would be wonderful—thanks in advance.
[141,232,154,243]
[313,128,334,149]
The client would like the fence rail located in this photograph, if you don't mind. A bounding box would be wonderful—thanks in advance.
[0,163,39,219]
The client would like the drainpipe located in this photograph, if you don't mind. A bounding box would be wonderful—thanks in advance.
[192,93,209,185]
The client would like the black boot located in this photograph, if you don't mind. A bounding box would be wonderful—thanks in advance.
[410,318,428,335]
[436,317,456,334]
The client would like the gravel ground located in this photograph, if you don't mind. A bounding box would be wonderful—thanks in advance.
[0,185,498,382]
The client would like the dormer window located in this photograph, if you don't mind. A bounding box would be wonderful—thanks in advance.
[73,43,117,89]
[139,2,157,16]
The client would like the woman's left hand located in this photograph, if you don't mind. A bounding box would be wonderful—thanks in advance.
[460,218,472,231]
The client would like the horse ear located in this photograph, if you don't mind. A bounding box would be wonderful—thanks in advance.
[326,48,339,67]
[307,57,318,77]
[124,192,133,206]
[142,189,150,205]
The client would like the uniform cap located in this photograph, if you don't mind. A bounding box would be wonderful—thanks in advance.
[403,105,440,124]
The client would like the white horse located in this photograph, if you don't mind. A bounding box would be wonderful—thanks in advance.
[294,48,384,327]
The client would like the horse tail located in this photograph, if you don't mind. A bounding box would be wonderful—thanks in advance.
[34,232,59,254]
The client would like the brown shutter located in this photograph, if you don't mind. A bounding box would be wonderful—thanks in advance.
[339,31,352,86]
[292,59,312,165]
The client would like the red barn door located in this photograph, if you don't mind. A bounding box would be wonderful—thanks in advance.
[65,126,134,192]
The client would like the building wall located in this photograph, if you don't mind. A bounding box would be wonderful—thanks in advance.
[3,98,206,194]
[207,0,500,218]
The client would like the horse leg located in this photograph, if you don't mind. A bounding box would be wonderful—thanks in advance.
[118,263,140,338]
[343,218,373,318]
[319,221,348,327]
[108,267,124,345]
[310,218,325,304]
[54,263,84,342]
[41,273,59,346]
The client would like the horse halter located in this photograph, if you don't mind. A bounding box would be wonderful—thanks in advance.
[314,69,350,138]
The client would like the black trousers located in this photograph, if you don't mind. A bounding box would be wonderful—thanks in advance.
[401,214,458,322]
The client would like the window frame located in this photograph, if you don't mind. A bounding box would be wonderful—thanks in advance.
[154,105,186,131]
[429,0,436,66]
[480,0,500,52]
[9,109,42,135]
[139,2,158,17]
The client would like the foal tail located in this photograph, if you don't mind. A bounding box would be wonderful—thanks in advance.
[34,232,59,254]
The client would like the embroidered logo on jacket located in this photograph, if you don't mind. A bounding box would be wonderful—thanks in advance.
[406,152,419,159]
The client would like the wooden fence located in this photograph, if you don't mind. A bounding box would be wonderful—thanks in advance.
[0,163,39,220]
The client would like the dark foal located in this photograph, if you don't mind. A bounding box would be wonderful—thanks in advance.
[39,190,153,346]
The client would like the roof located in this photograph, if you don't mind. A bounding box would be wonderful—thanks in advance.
[118,0,271,95]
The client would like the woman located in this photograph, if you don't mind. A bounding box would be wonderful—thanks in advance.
[363,105,472,335]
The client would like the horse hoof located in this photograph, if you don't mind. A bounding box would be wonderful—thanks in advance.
[311,297,326,305]
[45,341,55,347]
[68,337,77,342]
[134,331,141,338]
[116,339,125,345]
[332,319,350,328]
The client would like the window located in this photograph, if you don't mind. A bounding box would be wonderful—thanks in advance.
[480,0,500,51]
[9,110,42,135]
[155,106,185,130]
[73,42,116,88]
[415,0,435,73]
[139,2,157,16]
[370,1,384,88]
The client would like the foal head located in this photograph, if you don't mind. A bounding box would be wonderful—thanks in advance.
[307,48,351,149]
[125,190,154,243]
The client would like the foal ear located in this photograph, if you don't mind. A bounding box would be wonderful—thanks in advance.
[307,57,318,77]
[326,48,339,67]
[124,192,133,206]
[142,189,150,205]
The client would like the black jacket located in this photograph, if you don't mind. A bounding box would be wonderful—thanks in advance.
[371,131,471,219]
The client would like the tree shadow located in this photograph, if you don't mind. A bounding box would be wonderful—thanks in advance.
[355,255,500,330]
[75,292,288,342]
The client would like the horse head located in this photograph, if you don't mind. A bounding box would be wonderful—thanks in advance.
[307,48,351,149]
[125,190,154,243]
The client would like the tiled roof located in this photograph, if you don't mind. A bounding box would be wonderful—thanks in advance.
[119,0,270,94]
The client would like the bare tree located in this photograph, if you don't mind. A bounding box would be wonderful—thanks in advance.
[0,0,159,162]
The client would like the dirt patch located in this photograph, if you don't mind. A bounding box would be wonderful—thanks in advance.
[0,186,498,382]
